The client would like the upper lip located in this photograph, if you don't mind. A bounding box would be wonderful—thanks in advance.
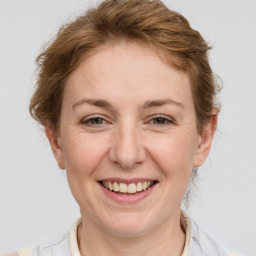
[99,178,157,184]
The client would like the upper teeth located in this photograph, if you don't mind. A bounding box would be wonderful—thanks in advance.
[102,181,154,193]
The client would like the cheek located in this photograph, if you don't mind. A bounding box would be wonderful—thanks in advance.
[61,132,110,209]
[147,132,197,176]
[149,135,196,203]
[62,132,109,177]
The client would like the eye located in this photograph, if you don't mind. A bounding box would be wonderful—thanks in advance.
[80,116,107,126]
[88,117,104,125]
[148,115,174,126]
[152,117,169,125]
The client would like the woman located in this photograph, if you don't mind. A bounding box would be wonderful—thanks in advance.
[5,0,243,255]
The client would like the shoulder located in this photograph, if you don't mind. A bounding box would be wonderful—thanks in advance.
[32,234,71,256]
[4,219,80,256]
[1,249,33,256]
[0,249,31,256]
[3,234,71,256]
[226,252,245,256]
[188,217,244,256]
[0,253,19,256]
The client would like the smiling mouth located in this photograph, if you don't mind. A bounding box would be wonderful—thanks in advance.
[99,180,158,195]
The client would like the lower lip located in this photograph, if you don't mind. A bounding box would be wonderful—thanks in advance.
[100,183,157,203]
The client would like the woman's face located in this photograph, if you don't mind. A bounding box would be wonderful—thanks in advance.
[47,41,215,237]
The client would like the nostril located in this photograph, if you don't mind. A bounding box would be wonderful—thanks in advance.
[108,137,147,170]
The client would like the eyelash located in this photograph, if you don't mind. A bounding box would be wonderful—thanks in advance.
[147,115,174,126]
[80,115,175,127]
[81,116,107,126]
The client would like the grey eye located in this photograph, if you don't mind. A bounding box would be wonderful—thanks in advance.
[152,117,169,124]
[89,118,104,124]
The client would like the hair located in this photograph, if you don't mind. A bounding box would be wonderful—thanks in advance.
[29,0,221,205]
[30,0,220,133]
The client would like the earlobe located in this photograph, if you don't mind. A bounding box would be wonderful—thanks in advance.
[193,114,218,167]
[45,125,65,170]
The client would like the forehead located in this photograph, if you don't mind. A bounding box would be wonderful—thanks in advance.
[63,41,192,107]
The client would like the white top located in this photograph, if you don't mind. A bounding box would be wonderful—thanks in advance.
[15,213,242,256]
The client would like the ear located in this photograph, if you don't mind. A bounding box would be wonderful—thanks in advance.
[45,125,65,170]
[193,113,218,167]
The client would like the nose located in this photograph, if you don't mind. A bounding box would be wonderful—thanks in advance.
[109,123,146,170]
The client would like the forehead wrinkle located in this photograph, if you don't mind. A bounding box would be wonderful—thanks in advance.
[143,99,184,109]
[71,98,185,116]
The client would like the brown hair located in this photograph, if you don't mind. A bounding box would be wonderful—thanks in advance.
[29,0,220,133]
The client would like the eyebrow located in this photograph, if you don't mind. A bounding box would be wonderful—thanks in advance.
[72,98,184,110]
[142,99,184,109]
[72,99,113,110]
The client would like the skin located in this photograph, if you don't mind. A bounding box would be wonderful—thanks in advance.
[46,40,217,256]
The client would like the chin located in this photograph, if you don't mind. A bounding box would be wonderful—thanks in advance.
[102,213,157,238]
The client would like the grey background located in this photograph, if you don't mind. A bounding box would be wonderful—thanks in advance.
[0,0,255,255]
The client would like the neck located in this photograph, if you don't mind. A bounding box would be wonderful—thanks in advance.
[77,211,186,256]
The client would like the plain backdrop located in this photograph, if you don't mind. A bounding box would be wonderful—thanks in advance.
[0,0,255,255]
